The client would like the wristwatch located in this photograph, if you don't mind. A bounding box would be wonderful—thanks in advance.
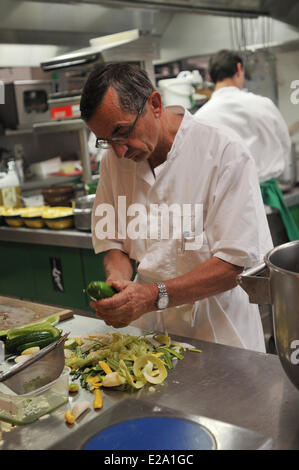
[155,282,169,310]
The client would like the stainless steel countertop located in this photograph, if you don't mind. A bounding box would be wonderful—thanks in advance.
[1,314,299,450]
[0,226,93,249]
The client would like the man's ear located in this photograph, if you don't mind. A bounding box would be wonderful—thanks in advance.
[236,62,243,77]
[148,91,163,118]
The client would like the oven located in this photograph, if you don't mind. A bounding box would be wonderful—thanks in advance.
[0,80,53,130]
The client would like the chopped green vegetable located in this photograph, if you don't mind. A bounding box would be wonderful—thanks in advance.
[66,332,185,393]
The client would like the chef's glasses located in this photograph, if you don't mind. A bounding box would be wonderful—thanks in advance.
[95,95,148,149]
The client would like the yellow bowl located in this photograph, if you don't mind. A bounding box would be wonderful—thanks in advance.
[4,216,24,227]
[43,216,74,230]
[23,217,45,229]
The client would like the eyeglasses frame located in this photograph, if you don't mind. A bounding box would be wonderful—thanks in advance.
[95,95,149,149]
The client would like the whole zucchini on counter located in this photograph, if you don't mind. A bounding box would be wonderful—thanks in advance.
[5,324,62,354]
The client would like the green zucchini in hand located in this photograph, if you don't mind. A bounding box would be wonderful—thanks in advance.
[86,281,117,301]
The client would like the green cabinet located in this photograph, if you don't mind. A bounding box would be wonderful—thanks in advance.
[0,241,136,311]
[0,241,106,310]
[0,241,36,299]
[81,250,106,288]
[31,245,87,310]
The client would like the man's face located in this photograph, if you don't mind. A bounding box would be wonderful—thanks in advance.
[87,86,161,163]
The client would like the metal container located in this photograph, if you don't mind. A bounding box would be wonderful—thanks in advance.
[73,194,95,231]
[237,240,299,391]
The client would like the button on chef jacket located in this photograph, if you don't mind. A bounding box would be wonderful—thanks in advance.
[92,107,273,353]
[195,87,291,183]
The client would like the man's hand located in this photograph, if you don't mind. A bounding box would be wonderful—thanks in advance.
[90,281,158,328]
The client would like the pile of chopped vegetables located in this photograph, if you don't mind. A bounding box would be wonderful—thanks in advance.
[64,332,185,393]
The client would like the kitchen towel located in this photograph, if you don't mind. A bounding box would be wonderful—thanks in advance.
[260,178,299,241]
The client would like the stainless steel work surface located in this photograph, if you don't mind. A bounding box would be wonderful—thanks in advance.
[0,314,298,450]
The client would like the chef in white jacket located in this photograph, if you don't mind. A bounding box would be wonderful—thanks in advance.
[195,49,291,183]
[80,63,273,353]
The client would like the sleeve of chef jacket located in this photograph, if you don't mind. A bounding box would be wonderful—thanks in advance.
[265,97,291,173]
[205,140,273,268]
[92,152,126,255]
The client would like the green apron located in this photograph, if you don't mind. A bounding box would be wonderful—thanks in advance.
[260,178,299,241]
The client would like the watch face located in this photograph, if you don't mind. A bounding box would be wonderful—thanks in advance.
[158,296,169,309]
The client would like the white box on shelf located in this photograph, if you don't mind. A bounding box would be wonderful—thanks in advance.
[30,157,62,178]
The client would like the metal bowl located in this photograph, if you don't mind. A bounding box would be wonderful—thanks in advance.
[75,193,96,209]
[73,194,95,231]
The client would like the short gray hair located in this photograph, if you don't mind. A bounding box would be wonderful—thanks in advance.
[80,63,155,122]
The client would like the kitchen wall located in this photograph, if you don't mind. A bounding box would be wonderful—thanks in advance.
[158,14,299,63]
[276,50,299,132]
[158,13,299,138]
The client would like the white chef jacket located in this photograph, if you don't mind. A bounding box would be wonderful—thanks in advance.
[195,87,291,183]
[92,108,273,352]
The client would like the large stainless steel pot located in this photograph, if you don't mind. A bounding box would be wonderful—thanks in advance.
[237,240,299,391]
[73,194,95,231]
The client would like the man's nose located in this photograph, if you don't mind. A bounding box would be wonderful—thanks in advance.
[112,143,128,159]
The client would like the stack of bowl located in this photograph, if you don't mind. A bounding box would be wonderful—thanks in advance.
[41,185,74,206]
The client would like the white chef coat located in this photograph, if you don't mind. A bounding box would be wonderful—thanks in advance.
[195,87,291,183]
[92,108,273,352]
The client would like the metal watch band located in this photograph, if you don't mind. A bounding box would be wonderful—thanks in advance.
[156,282,167,296]
[155,282,169,310]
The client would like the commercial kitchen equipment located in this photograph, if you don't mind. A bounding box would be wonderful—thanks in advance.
[0,81,53,130]
[237,240,299,391]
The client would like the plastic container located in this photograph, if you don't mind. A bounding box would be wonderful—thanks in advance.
[0,161,21,208]
[158,70,203,108]
[30,157,61,179]
[0,366,69,425]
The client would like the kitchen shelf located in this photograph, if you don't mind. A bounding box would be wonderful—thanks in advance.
[21,174,82,192]
[4,128,34,136]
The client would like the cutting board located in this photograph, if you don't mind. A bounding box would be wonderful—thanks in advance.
[0,296,74,331]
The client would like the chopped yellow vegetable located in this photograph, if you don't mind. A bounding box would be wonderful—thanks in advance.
[133,354,167,385]
[21,346,40,355]
[154,334,171,346]
[68,383,79,393]
[75,337,83,346]
[86,375,102,384]
[64,410,75,424]
[93,389,103,409]
[98,361,112,375]
[90,383,102,391]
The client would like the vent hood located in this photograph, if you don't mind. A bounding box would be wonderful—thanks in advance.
[55,0,299,28]
[41,29,160,71]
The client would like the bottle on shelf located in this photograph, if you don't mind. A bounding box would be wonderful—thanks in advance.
[0,160,21,207]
